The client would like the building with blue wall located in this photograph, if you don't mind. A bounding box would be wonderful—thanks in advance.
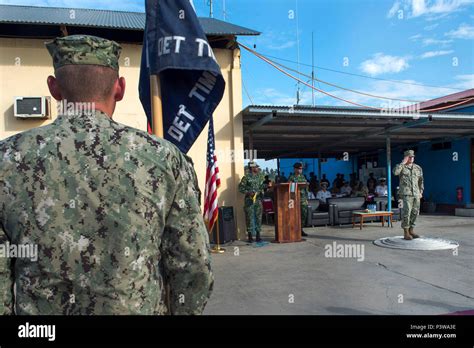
[276,92,474,208]
[279,157,354,183]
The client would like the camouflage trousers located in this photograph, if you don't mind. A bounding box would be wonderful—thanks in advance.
[300,202,308,228]
[400,195,420,229]
[244,200,262,236]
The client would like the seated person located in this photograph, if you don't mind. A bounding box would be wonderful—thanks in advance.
[366,174,376,194]
[367,173,377,190]
[340,181,352,196]
[316,182,332,211]
[333,173,342,189]
[308,191,316,200]
[320,174,330,187]
[309,172,319,196]
[350,179,360,196]
[375,178,388,197]
[263,175,271,188]
[353,181,369,198]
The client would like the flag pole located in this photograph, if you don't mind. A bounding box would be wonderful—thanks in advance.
[150,75,164,137]
[211,211,225,254]
[151,74,171,311]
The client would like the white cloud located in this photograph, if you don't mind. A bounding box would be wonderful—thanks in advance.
[409,33,423,41]
[424,23,439,30]
[314,76,472,108]
[420,50,454,58]
[253,88,297,106]
[451,74,474,89]
[422,38,453,46]
[445,23,474,39]
[252,75,472,109]
[267,41,297,50]
[360,53,410,76]
[388,1,401,17]
[253,29,299,52]
[387,0,474,19]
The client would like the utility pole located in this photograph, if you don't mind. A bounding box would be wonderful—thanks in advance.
[312,31,315,107]
[209,0,213,18]
[223,0,226,20]
[295,0,301,105]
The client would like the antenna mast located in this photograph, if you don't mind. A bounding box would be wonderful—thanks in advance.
[296,0,301,105]
[312,31,315,106]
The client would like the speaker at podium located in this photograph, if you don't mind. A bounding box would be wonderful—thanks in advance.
[273,182,307,243]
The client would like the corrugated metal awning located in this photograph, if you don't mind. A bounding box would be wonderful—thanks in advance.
[243,104,474,159]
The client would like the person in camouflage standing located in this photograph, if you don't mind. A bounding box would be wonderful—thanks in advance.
[238,161,265,243]
[393,149,424,240]
[0,35,213,315]
[288,162,309,237]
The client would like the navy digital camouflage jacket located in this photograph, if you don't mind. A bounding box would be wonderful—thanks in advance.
[0,111,213,315]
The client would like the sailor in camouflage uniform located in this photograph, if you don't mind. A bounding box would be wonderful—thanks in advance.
[0,35,213,315]
[238,161,265,242]
[393,150,424,240]
[288,162,309,237]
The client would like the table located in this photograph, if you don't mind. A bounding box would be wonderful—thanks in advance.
[352,211,394,230]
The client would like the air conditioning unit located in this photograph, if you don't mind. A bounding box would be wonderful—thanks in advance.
[14,96,51,119]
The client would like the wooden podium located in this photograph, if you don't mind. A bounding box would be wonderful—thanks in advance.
[274,182,307,243]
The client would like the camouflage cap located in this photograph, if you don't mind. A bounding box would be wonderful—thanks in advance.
[293,162,303,169]
[404,149,415,157]
[45,35,122,71]
[248,161,259,168]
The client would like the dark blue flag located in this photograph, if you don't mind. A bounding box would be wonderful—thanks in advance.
[139,0,225,153]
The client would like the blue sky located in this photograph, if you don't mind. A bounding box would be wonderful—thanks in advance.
[1,0,473,168]
[2,0,472,108]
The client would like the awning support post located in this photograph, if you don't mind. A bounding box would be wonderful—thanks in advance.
[318,150,322,180]
[386,136,392,212]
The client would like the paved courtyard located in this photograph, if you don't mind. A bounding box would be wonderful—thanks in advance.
[203,214,474,315]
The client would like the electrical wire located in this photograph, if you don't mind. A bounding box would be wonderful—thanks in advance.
[261,54,472,104]
[254,51,466,92]
[262,55,424,103]
[238,42,474,113]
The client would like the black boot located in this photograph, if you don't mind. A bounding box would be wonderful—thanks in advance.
[256,231,262,242]
[301,229,308,237]
[247,232,254,243]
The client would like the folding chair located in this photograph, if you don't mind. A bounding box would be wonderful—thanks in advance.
[262,198,275,224]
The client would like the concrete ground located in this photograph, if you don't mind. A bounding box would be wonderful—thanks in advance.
[203,214,474,315]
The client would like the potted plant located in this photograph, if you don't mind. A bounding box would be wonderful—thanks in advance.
[422,193,437,214]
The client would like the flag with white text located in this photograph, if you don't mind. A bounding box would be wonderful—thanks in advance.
[139,0,225,153]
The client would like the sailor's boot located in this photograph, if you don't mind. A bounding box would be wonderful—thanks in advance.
[247,232,254,243]
[403,228,413,240]
[409,227,420,239]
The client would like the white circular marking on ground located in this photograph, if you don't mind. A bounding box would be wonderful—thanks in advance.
[373,236,459,250]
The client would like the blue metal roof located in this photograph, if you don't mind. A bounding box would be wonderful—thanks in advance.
[0,4,260,36]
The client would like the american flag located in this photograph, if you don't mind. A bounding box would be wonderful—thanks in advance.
[203,116,220,231]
